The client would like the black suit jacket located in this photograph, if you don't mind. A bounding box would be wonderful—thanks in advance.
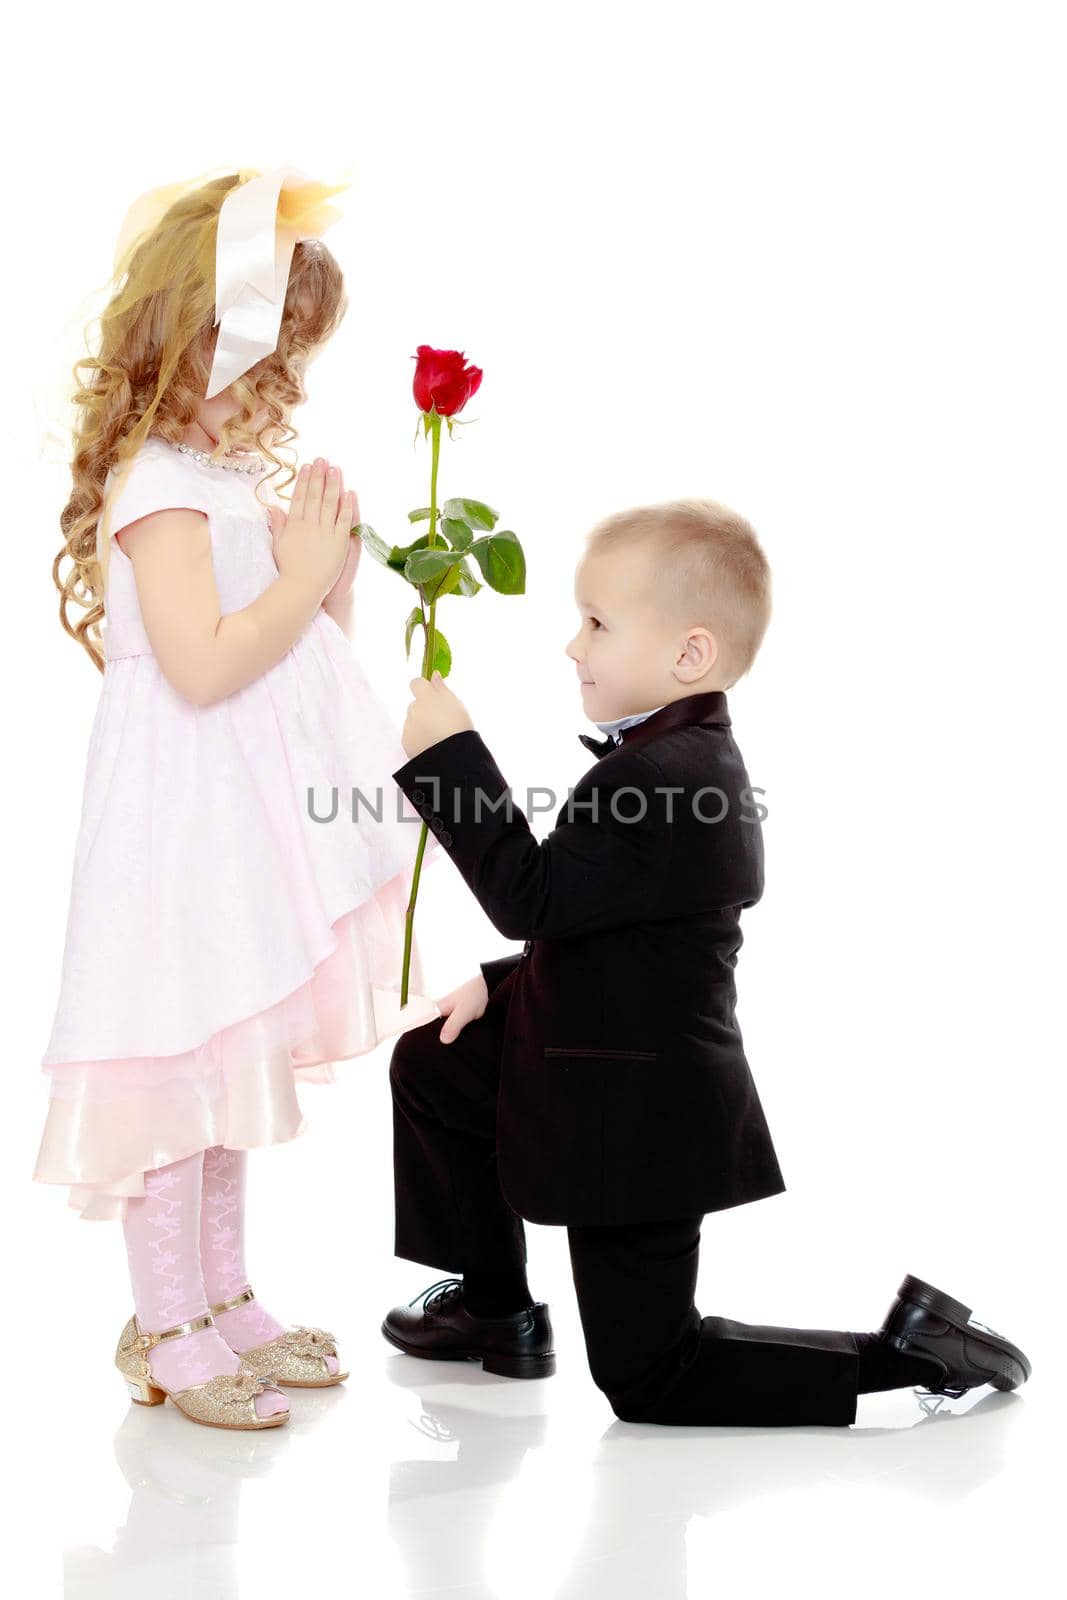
[391,689,786,1226]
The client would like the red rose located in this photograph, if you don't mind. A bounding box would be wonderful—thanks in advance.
[412,345,483,417]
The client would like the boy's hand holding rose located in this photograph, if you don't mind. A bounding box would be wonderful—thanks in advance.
[401,670,474,758]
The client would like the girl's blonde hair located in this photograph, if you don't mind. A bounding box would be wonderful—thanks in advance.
[584,497,772,687]
[54,172,348,673]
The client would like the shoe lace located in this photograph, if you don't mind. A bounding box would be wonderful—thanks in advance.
[914,1381,970,1400]
[909,1309,1008,1401]
[408,1277,464,1314]
[408,1410,458,1443]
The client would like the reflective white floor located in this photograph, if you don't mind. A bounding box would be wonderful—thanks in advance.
[43,1347,1048,1600]
[14,1080,1055,1600]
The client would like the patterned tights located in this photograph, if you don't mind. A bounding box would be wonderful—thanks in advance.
[121,1149,291,1417]
[198,1145,337,1376]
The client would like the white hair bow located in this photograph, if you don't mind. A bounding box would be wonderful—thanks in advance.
[203,164,351,398]
[31,162,353,464]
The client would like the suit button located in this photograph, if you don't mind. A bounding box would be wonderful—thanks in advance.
[439,830,453,846]
[418,803,433,818]
[412,787,426,804]
[429,816,444,833]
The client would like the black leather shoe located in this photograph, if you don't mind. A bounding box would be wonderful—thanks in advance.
[381,1277,556,1379]
[880,1273,1031,1398]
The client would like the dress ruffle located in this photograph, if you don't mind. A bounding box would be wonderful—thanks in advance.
[33,865,443,1221]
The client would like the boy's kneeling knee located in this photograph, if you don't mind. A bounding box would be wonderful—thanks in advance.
[389,1019,442,1084]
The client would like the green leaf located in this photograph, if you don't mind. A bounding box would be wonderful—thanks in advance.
[439,517,473,551]
[410,628,452,676]
[427,628,452,676]
[405,546,463,585]
[355,524,394,566]
[408,507,433,524]
[467,529,526,594]
[453,562,483,598]
[432,554,481,602]
[442,497,498,532]
[436,560,483,598]
[388,532,436,572]
[358,525,447,578]
[404,605,424,657]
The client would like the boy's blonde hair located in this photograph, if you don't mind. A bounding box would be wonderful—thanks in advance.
[583,497,772,687]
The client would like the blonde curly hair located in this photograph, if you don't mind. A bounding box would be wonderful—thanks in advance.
[53,172,348,673]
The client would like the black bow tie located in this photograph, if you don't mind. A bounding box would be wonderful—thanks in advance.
[578,730,621,759]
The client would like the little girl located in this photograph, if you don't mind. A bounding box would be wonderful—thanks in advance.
[32,168,443,1430]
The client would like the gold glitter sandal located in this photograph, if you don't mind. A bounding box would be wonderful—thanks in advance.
[209,1287,350,1388]
[115,1312,290,1429]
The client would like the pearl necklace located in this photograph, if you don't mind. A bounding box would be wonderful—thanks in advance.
[174,441,265,475]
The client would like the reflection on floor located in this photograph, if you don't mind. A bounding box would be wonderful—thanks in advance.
[54,1323,1037,1600]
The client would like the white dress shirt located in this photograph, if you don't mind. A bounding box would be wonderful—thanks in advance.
[592,703,668,748]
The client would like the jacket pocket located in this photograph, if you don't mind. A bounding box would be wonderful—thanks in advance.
[543,1047,658,1061]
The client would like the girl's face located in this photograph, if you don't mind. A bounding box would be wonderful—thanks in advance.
[190,318,314,448]
[190,370,298,451]
[233,348,314,442]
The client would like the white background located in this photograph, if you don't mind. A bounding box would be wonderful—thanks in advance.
[4,2,1063,1596]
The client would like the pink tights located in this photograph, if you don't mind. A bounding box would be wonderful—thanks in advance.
[121,1149,289,1419]
[199,1146,338,1375]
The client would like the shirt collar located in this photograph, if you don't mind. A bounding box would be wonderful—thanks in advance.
[604,691,732,754]
[592,704,668,741]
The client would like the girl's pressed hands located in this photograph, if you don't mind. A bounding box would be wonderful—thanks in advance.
[271,458,358,603]
[320,457,364,606]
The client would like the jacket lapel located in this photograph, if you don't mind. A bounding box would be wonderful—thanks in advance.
[615,690,731,757]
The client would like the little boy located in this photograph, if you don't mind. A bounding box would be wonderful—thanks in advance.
[381,497,1030,1425]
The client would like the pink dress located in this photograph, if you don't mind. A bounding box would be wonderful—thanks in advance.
[33,436,444,1220]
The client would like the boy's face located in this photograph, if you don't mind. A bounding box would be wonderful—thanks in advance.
[566,545,693,721]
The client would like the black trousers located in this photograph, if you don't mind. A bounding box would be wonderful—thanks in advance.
[389,974,861,1427]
